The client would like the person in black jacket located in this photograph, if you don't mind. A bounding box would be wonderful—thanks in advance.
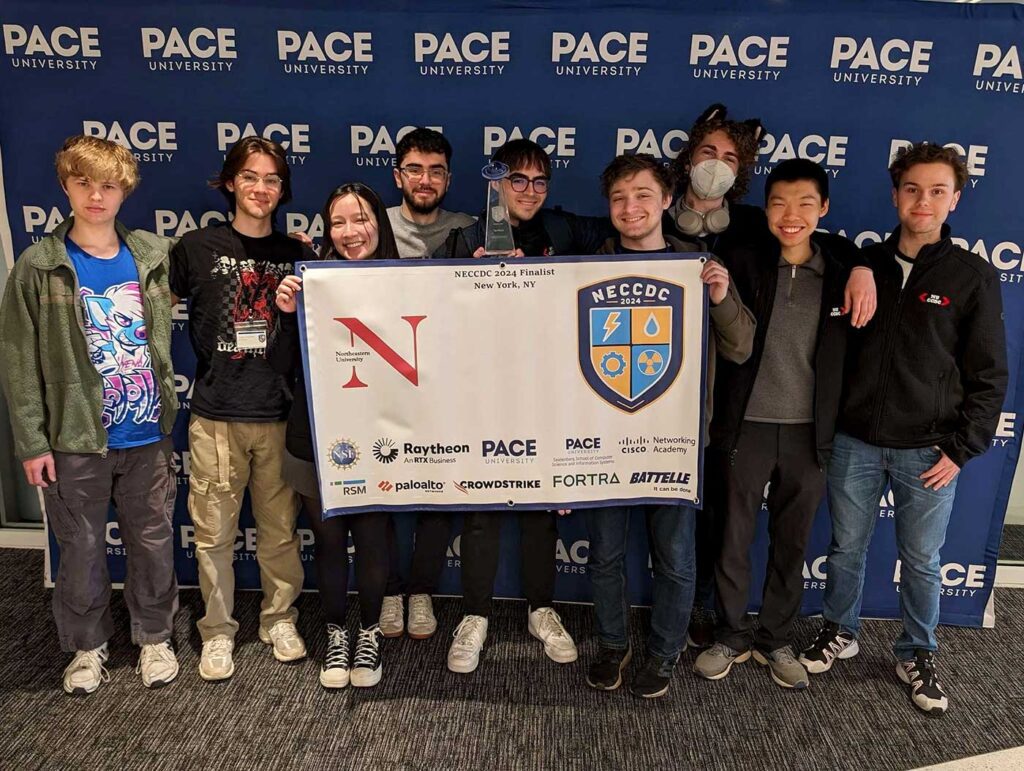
[800,143,1008,717]
[693,159,861,690]
[431,138,613,259]
[270,182,400,690]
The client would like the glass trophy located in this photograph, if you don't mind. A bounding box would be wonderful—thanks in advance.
[481,161,516,256]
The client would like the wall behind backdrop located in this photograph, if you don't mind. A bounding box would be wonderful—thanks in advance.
[1,0,1021,626]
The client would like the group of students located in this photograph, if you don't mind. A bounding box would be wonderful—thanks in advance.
[0,101,1007,718]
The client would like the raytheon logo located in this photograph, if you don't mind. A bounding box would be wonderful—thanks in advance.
[277,30,372,75]
[414,31,509,76]
[83,120,177,163]
[2,24,101,70]
[483,126,575,168]
[350,124,443,167]
[889,139,987,186]
[141,27,236,72]
[615,128,688,159]
[689,34,789,82]
[551,31,647,77]
[973,44,1023,94]
[216,122,310,164]
[830,36,932,87]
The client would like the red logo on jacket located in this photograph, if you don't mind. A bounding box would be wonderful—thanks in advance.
[918,292,951,308]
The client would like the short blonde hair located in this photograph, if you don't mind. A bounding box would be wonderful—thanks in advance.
[55,135,141,195]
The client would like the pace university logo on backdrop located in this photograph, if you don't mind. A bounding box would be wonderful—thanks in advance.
[578,276,684,413]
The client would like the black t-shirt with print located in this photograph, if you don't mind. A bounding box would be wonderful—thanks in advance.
[169,222,316,422]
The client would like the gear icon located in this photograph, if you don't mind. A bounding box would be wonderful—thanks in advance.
[600,351,627,378]
[637,350,664,376]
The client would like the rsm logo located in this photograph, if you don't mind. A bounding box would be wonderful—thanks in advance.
[2,24,101,70]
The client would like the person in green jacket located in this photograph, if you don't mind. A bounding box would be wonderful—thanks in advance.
[0,135,180,696]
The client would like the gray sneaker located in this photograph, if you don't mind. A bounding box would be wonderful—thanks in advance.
[693,642,751,681]
[753,646,809,689]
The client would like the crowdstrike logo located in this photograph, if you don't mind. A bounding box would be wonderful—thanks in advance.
[973,43,1023,94]
[753,131,849,179]
[82,120,177,163]
[140,26,236,72]
[154,209,229,238]
[349,124,443,168]
[830,36,933,87]
[216,122,310,165]
[22,205,66,241]
[276,29,372,76]
[413,31,510,77]
[483,126,576,169]
[550,31,647,77]
[2,24,101,70]
[689,33,788,82]
[894,561,987,597]
[455,479,542,490]
[889,139,988,187]
[614,128,688,159]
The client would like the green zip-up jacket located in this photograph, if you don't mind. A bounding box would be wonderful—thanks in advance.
[0,218,178,460]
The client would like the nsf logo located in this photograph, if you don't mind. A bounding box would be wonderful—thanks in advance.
[328,439,360,469]
[372,438,399,464]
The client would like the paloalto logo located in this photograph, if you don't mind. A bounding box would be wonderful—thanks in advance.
[2,24,101,69]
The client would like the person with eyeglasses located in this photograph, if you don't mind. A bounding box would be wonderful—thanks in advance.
[433,138,613,259]
[386,128,475,259]
[169,136,316,682]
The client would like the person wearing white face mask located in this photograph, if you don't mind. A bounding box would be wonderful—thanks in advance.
[666,104,878,652]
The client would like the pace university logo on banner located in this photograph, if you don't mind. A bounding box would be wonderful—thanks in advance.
[578,275,684,413]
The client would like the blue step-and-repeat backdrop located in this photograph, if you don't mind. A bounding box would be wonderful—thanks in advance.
[2,0,1021,626]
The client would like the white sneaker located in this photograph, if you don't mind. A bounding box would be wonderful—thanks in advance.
[63,644,110,696]
[319,624,350,690]
[447,615,488,673]
[259,619,307,662]
[528,607,578,664]
[137,640,179,689]
[199,636,235,681]
[407,594,437,639]
[379,595,405,638]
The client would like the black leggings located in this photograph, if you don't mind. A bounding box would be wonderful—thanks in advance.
[301,495,389,628]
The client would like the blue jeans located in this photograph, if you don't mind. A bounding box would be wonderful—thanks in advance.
[823,433,957,659]
[584,503,696,661]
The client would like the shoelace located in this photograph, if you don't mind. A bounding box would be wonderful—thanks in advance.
[536,609,569,641]
[772,647,799,666]
[381,597,402,621]
[71,649,111,684]
[324,626,349,669]
[206,638,232,658]
[710,642,736,658]
[906,656,941,690]
[452,616,486,650]
[136,641,176,674]
[811,625,841,653]
[409,597,431,625]
[269,622,301,646]
[353,627,381,668]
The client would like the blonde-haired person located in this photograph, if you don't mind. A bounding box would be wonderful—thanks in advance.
[0,135,180,695]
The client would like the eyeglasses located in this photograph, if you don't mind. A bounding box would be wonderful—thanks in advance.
[235,171,284,190]
[507,174,549,194]
[399,165,449,182]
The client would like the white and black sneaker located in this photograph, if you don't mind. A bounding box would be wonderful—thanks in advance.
[896,649,948,716]
[799,621,860,674]
[351,625,383,688]
[319,624,350,689]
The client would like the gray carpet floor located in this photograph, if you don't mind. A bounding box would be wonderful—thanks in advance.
[1,548,1023,771]
[1001,524,1024,562]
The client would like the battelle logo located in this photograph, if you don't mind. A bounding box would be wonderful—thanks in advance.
[83,120,176,163]
[414,31,509,76]
[753,131,848,179]
[372,438,399,464]
[277,29,372,76]
[615,128,688,159]
[140,26,236,72]
[551,31,647,77]
[973,43,1022,94]
[629,471,691,485]
[552,472,620,487]
[830,36,932,87]
[350,124,443,168]
[155,209,229,237]
[483,126,575,169]
[2,24,101,70]
[894,560,987,597]
[216,122,310,165]
[889,139,987,188]
[689,33,788,82]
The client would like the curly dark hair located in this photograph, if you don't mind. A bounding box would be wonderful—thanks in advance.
[670,103,762,202]
[889,142,969,192]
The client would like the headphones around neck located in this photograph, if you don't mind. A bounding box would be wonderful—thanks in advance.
[675,199,730,237]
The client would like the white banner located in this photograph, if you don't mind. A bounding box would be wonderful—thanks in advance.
[297,254,709,516]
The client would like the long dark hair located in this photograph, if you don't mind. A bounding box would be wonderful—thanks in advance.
[317,182,400,261]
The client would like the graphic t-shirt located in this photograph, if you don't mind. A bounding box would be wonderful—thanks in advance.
[65,236,163,449]
[169,222,316,421]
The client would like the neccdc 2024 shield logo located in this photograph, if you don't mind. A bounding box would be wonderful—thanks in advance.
[578,275,684,413]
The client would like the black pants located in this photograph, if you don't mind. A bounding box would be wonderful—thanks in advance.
[301,495,388,628]
[460,510,558,616]
[693,467,723,611]
[384,512,453,596]
[714,422,825,653]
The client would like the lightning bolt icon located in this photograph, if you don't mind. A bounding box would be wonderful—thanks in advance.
[602,311,621,342]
